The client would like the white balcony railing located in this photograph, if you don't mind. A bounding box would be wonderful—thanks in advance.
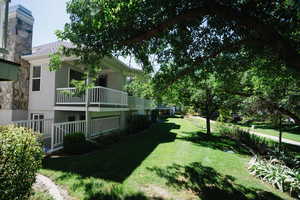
[128,96,155,110]
[128,96,144,110]
[56,86,128,106]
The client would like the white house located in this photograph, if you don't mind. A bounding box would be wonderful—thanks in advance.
[17,41,154,152]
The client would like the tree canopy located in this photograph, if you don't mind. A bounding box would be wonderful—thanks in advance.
[57,0,300,77]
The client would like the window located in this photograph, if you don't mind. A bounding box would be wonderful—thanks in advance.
[80,115,85,120]
[95,74,107,87]
[30,113,44,132]
[32,66,41,91]
[69,69,84,87]
[67,116,76,122]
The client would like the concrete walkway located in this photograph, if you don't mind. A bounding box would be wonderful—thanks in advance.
[189,116,300,147]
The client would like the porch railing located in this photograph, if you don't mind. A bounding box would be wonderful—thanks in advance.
[56,86,128,106]
[12,119,54,139]
[11,116,121,153]
[52,120,86,149]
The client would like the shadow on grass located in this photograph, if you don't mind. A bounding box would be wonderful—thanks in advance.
[177,131,251,155]
[148,162,284,200]
[43,121,179,183]
[84,186,164,200]
[64,178,164,200]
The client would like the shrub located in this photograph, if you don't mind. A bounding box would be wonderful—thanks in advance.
[268,148,300,169]
[150,109,159,122]
[63,132,95,154]
[0,126,43,200]
[218,124,268,154]
[249,157,300,198]
[127,115,152,134]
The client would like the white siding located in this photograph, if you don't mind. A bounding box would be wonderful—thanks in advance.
[28,60,56,111]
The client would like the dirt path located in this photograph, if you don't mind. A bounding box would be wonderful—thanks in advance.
[34,174,74,200]
[189,116,300,147]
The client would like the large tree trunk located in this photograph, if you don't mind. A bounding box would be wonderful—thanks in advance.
[206,114,211,134]
[205,88,212,134]
[278,115,283,151]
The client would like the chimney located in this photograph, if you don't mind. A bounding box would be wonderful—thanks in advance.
[6,4,34,63]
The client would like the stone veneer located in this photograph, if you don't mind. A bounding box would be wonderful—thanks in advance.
[0,5,33,118]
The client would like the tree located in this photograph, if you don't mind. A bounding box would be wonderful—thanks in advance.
[125,75,154,99]
[54,0,300,80]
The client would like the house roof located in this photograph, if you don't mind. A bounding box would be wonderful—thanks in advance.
[22,41,143,75]
[31,41,74,57]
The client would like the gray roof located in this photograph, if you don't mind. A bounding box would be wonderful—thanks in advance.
[31,41,74,57]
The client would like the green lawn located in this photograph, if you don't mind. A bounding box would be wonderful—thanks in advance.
[41,118,292,200]
[239,124,300,143]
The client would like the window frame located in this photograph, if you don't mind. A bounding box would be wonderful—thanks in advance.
[32,66,41,91]
[68,68,84,87]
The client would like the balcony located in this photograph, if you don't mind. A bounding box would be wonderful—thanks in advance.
[56,87,155,111]
[128,96,155,110]
[56,86,128,106]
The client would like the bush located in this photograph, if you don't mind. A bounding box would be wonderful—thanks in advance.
[127,115,152,134]
[218,124,268,154]
[151,109,159,122]
[249,157,300,198]
[63,132,95,154]
[0,126,43,200]
[267,148,300,169]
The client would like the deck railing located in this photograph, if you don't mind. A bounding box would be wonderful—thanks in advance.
[128,96,144,110]
[56,88,86,104]
[56,86,128,106]
[89,86,128,106]
[144,99,154,109]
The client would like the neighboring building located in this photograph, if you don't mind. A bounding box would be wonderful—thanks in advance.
[0,5,33,124]
[0,0,19,81]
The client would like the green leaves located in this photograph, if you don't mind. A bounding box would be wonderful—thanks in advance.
[0,126,44,200]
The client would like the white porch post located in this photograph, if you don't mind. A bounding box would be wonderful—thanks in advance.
[85,74,90,138]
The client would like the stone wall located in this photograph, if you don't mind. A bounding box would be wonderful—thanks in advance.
[7,11,33,63]
[0,5,33,119]
[0,59,29,110]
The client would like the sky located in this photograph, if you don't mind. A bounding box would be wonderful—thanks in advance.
[10,0,143,69]
[10,0,70,47]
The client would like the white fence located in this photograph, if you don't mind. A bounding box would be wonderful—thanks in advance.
[52,120,86,149]
[56,86,128,106]
[12,119,54,139]
[90,117,120,138]
[11,116,121,153]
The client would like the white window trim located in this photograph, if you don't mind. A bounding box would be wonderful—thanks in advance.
[31,113,44,120]
[32,65,41,91]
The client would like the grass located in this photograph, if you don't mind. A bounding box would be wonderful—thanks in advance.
[30,190,53,200]
[238,123,300,143]
[41,118,293,200]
